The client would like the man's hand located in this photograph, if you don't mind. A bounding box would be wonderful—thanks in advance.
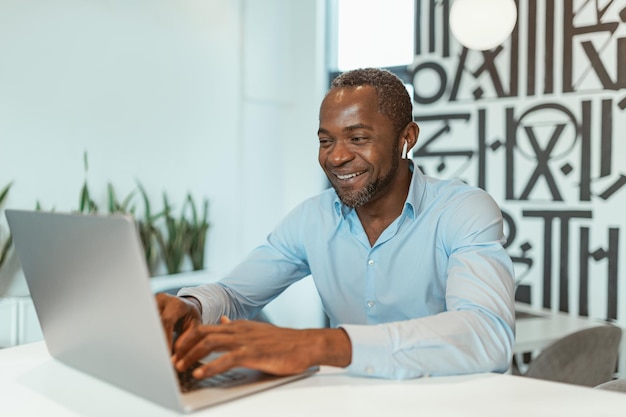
[172,317,352,379]
[156,293,202,352]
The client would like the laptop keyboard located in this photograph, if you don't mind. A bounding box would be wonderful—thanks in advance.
[178,362,248,392]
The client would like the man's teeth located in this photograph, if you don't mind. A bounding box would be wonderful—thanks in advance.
[337,171,364,180]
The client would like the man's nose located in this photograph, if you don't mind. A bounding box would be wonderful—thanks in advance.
[328,141,354,165]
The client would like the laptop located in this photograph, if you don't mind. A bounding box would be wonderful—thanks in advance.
[6,209,317,413]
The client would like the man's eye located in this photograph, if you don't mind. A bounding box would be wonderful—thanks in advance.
[319,138,332,146]
[351,137,364,142]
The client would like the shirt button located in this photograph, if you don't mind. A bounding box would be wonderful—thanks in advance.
[365,366,375,375]
[367,300,375,308]
[368,259,375,266]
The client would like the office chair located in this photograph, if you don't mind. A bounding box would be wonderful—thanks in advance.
[595,378,626,393]
[514,325,622,387]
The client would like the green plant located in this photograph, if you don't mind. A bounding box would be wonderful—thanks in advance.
[106,182,136,214]
[184,194,210,271]
[72,153,211,276]
[78,151,98,214]
[0,182,13,271]
[0,153,211,278]
[79,156,211,276]
[136,182,165,275]
[156,193,190,275]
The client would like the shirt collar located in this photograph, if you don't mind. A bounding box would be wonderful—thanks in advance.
[333,196,349,218]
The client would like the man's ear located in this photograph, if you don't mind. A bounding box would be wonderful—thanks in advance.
[401,122,419,154]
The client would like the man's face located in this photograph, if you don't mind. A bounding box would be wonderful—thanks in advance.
[317,86,401,209]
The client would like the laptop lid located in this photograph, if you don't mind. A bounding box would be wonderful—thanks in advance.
[6,210,316,413]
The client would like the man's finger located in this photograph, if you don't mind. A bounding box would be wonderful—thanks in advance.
[174,330,239,372]
[173,326,216,369]
[156,294,177,350]
[193,352,239,379]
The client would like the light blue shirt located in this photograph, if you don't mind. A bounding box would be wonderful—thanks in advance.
[179,163,515,379]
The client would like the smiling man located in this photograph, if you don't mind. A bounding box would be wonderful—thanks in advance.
[158,68,515,381]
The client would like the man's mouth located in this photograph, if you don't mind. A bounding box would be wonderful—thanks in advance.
[335,171,366,180]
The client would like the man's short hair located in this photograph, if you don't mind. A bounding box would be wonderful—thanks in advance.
[329,68,413,136]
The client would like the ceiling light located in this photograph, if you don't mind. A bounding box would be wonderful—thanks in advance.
[449,0,517,51]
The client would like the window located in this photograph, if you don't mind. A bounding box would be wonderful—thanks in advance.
[329,0,415,71]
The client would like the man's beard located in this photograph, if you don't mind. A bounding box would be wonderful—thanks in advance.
[333,146,400,209]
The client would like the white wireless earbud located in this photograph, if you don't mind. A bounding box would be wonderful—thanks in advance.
[401,141,408,159]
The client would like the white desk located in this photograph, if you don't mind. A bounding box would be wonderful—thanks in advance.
[3,342,626,417]
[514,302,626,377]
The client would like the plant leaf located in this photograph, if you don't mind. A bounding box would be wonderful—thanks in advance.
[0,182,12,205]
[0,234,12,268]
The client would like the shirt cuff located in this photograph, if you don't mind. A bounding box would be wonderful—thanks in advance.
[177,287,213,324]
[340,323,404,379]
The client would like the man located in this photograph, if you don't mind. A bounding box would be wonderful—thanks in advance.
[158,68,515,380]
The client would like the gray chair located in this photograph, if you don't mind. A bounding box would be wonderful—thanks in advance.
[595,378,626,392]
[514,324,622,387]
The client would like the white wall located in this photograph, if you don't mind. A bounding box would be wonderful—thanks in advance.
[0,0,327,328]
[239,0,327,253]
[237,0,328,326]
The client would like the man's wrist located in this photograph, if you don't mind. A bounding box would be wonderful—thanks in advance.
[308,328,352,368]
[181,295,202,316]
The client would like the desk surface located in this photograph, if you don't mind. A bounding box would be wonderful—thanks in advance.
[3,342,626,417]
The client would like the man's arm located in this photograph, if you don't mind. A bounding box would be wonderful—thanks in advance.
[156,292,351,378]
[341,191,515,379]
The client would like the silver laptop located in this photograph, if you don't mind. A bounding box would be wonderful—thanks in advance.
[6,209,317,413]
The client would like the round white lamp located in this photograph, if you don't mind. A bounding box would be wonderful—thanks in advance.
[449,0,517,51]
